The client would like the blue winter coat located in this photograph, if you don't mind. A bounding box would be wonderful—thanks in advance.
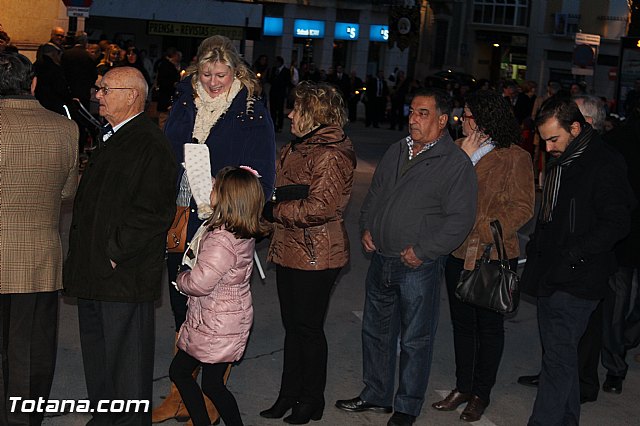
[164,77,276,240]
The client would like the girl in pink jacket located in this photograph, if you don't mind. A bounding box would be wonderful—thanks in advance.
[169,166,268,426]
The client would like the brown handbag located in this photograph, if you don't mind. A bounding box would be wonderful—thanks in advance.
[167,206,190,253]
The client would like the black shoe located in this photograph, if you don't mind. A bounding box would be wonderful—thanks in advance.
[517,374,540,387]
[283,402,323,424]
[259,396,297,418]
[580,395,597,404]
[602,375,623,394]
[335,397,392,413]
[387,412,416,426]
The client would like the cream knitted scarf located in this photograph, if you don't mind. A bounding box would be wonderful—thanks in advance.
[192,77,242,143]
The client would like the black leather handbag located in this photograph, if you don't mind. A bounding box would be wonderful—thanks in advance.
[455,220,520,314]
[271,184,310,202]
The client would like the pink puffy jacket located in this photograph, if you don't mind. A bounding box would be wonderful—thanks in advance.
[176,228,254,364]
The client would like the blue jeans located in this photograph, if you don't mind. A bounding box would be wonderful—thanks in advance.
[528,291,599,426]
[360,252,445,417]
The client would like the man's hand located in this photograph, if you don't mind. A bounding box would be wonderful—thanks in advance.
[400,245,423,268]
[361,230,377,253]
[110,259,117,269]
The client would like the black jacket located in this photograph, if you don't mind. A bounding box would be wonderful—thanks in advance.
[605,120,640,267]
[64,114,177,302]
[521,134,634,300]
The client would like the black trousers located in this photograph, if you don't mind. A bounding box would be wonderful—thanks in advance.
[577,301,603,400]
[276,266,340,406]
[169,350,241,426]
[269,93,287,130]
[168,251,188,331]
[0,292,58,426]
[77,299,155,426]
[444,256,516,404]
[602,266,639,378]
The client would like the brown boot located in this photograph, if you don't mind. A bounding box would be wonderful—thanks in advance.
[152,333,190,423]
[185,364,232,425]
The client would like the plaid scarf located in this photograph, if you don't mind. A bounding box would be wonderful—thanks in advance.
[540,124,595,223]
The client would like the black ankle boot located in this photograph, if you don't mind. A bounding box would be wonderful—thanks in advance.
[259,396,297,419]
[283,401,324,424]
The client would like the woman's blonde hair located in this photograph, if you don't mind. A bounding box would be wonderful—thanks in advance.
[207,166,269,239]
[188,35,260,98]
[291,80,347,134]
[99,44,120,65]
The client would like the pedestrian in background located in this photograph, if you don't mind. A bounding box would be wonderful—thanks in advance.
[0,52,78,426]
[261,81,356,424]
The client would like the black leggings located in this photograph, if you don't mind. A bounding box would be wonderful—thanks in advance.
[169,350,242,426]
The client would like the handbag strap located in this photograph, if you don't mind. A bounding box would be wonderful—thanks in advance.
[489,220,509,264]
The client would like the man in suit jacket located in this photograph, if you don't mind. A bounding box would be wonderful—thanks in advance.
[61,31,98,155]
[0,52,79,426]
[64,66,177,425]
[269,56,290,132]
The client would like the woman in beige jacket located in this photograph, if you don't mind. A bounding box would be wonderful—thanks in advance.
[432,90,535,422]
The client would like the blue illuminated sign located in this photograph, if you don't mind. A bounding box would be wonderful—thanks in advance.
[263,17,283,37]
[293,19,325,39]
[334,22,359,40]
[369,25,389,42]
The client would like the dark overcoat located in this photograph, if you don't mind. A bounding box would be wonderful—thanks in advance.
[64,114,177,302]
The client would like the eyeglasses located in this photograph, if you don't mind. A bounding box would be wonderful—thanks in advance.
[93,86,134,96]
[461,114,474,122]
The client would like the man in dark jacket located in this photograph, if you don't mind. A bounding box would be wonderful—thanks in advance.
[61,31,98,154]
[522,97,633,426]
[599,98,640,395]
[64,67,177,425]
[336,88,477,426]
[269,56,290,132]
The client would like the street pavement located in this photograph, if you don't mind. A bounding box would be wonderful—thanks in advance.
[44,119,639,425]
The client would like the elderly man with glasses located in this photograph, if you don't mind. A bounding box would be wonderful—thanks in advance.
[64,66,177,425]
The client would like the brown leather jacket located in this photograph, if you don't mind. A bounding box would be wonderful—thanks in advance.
[452,143,535,269]
[267,126,356,270]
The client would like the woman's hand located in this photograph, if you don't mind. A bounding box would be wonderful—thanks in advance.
[460,128,489,158]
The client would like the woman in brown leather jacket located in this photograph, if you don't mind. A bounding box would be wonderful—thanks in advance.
[431,90,535,422]
[260,81,357,424]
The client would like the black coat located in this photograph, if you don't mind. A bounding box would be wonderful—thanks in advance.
[605,119,640,266]
[64,114,177,302]
[61,45,98,106]
[521,134,634,300]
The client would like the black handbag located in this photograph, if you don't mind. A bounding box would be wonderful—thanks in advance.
[455,220,520,314]
[271,184,310,202]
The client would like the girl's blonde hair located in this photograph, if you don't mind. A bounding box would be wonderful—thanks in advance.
[188,35,260,98]
[291,80,347,134]
[207,166,269,239]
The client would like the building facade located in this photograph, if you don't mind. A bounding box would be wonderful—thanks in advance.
[430,0,629,99]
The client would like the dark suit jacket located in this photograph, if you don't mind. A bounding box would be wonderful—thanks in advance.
[64,114,177,302]
[269,65,290,99]
[61,45,98,106]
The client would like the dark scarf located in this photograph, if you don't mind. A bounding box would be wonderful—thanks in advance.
[540,123,595,223]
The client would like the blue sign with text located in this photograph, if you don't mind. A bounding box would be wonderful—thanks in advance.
[334,22,359,40]
[369,25,389,42]
[293,19,325,39]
